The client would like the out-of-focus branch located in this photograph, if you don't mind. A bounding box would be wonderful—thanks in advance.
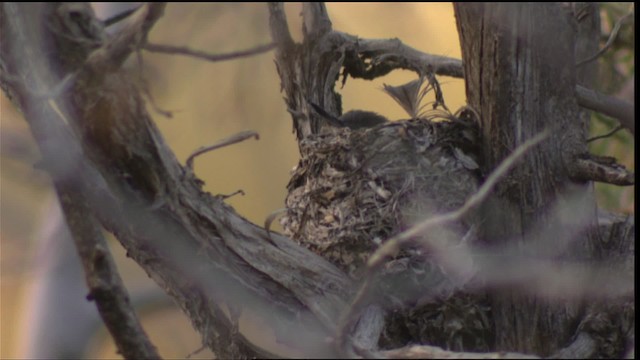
[576,85,635,135]
[381,344,539,359]
[551,332,597,359]
[576,11,634,67]
[1,4,161,358]
[144,42,275,63]
[86,3,166,70]
[57,192,161,359]
[339,34,464,79]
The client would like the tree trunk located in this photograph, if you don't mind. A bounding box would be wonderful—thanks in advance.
[455,3,630,357]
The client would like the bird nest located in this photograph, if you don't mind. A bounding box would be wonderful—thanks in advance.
[281,115,481,276]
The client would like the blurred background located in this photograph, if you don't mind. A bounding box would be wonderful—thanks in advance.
[0,3,633,358]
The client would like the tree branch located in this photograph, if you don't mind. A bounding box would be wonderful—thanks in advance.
[568,153,634,185]
[58,192,161,359]
[302,3,332,38]
[575,85,635,135]
[185,130,259,171]
[86,3,166,70]
[381,344,539,359]
[268,3,295,51]
[144,42,276,63]
[576,11,634,67]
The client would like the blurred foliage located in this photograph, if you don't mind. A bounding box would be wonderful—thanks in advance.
[588,3,635,214]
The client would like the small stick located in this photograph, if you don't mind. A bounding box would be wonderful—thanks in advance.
[186,130,259,171]
[144,42,276,63]
[586,124,624,143]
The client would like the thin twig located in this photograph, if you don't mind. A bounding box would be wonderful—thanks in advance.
[185,130,259,171]
[576,12,633,67]
[219,189,245,200]
[586,124,624,143]
[144,42,276,62]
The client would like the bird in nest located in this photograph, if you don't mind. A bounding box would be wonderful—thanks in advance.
[282,75,483,307]
[282,75,492,351]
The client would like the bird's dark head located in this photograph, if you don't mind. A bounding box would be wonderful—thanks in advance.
[308,101,389,130]
[340,110,389,129]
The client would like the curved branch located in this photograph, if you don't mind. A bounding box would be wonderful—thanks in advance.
[144,42,275,63]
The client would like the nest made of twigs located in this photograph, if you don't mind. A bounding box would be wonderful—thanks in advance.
[281,113,481,276]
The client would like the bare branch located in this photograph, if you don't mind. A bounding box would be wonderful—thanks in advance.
[576,12,634,67]
[587,124,624,142]
[2,3,351,358]
[185,130,260,171]
[302,3,332,37]
[568,153,634,186]
[86,3,166,70]
[381,344,539,359]
[576,85,635,135]
[340,34,464,78]
[268,3,295,51]
[58,193,161,359]
[144,42,276,63]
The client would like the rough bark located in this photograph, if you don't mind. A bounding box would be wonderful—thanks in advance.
[454,3,633,357]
